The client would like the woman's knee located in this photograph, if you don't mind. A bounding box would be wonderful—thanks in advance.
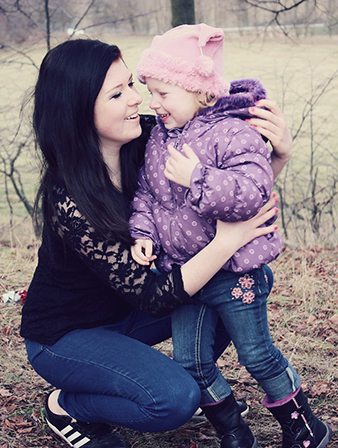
[153,375,201,431]
[157,392,200,431]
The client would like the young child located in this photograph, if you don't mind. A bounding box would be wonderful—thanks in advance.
[129,24,332,448]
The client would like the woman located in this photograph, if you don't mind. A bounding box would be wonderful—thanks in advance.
[20,39,291,448]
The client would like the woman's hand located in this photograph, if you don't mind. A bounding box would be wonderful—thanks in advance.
[180,194,279,296]
[214,193,279,250]
[246,99,292,179]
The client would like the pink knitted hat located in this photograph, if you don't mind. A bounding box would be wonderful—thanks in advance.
[137,23,230,98]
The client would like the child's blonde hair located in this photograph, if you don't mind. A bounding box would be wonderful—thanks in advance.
[195,92,218,110]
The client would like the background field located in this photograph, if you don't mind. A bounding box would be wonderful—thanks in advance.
[1,33,338,244]
[1,33,338,447]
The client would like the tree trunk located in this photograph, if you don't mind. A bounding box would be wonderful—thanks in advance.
[171,0,195,27]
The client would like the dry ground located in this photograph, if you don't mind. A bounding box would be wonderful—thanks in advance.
[1,236,337,447]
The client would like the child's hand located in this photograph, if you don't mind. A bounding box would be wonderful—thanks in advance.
[164,143,200,188]
[131,239,157,266]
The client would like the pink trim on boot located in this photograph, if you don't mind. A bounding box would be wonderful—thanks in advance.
[262,386,301,408]
[201,398,228,407]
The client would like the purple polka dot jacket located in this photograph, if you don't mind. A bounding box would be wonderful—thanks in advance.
[129,78,284,273]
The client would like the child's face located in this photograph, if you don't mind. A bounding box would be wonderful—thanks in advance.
[146,77,200,130]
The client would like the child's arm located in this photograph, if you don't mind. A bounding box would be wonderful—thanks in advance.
[167,125,274,222]
[131,238,157,266]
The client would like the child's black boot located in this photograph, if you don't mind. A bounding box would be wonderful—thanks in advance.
[264,388,332,448]
[202,392,257,448]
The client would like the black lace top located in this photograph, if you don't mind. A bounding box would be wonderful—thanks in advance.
[20,186,195,345]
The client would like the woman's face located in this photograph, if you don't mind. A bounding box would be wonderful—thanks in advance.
[94,58,143,153]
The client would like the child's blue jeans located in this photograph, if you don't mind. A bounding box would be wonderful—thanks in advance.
[171,265,301,405]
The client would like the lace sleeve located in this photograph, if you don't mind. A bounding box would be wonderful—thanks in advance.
[52,188,194,317]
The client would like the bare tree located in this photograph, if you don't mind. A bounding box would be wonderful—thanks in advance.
[275,68,338,243]
[238,0,338,36]
[193,0,338,35]
[0,135,35,221]
[0,0,166,241]
[171,0,195,27]
[0,0,337,245]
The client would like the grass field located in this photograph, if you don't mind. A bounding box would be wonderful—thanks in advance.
[0,33,338,447]
[1,33,338,244]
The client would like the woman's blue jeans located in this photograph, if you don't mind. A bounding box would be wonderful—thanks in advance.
[25,309,232,432]
[171,266,300,405]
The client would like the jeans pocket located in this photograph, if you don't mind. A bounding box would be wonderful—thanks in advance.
[256,266,271,296]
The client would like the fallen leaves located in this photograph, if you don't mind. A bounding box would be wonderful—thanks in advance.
[0,389,11,398]
[0,246,337,447]
[5,415,34,434]
[310,382,330,396]
[329,314,338,326]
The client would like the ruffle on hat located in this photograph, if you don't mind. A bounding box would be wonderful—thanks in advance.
[137,48,229,97]
[136,23,230,98]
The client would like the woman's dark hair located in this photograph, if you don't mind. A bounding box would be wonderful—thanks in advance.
[33,39,147,246]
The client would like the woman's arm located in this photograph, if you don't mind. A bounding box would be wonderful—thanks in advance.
[181,194,279,295]
[53,188,278,315]
[246,99,292,179]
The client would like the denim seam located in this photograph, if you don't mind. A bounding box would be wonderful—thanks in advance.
[194,304,208,389]
[194,305,223,402]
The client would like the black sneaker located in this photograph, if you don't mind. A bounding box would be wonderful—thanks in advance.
[45,396,128,447]
[191,400,249,422]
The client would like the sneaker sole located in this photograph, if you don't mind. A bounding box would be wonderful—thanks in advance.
[46,417,90,447]
[240,405,249,418]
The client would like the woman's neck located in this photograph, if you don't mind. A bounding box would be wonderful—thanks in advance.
[101,146,122,190]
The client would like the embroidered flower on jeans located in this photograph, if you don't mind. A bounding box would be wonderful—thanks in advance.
[242,291,255,304]
[238,274,255,289]
[231,287,243,299]
[291,411,299,419]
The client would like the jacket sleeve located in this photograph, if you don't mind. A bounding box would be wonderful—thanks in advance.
[52,188,194,317]
[128,164,161,254]
[186,123,274,222]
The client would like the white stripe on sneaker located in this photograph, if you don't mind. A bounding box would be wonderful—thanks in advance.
[68,431,82,441]
[47,420,90,447]
[60,425,75,436]
[73,436,91,448]
[61,427,90,447]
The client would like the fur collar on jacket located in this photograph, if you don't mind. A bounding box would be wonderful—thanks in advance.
[199,78,267,116]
